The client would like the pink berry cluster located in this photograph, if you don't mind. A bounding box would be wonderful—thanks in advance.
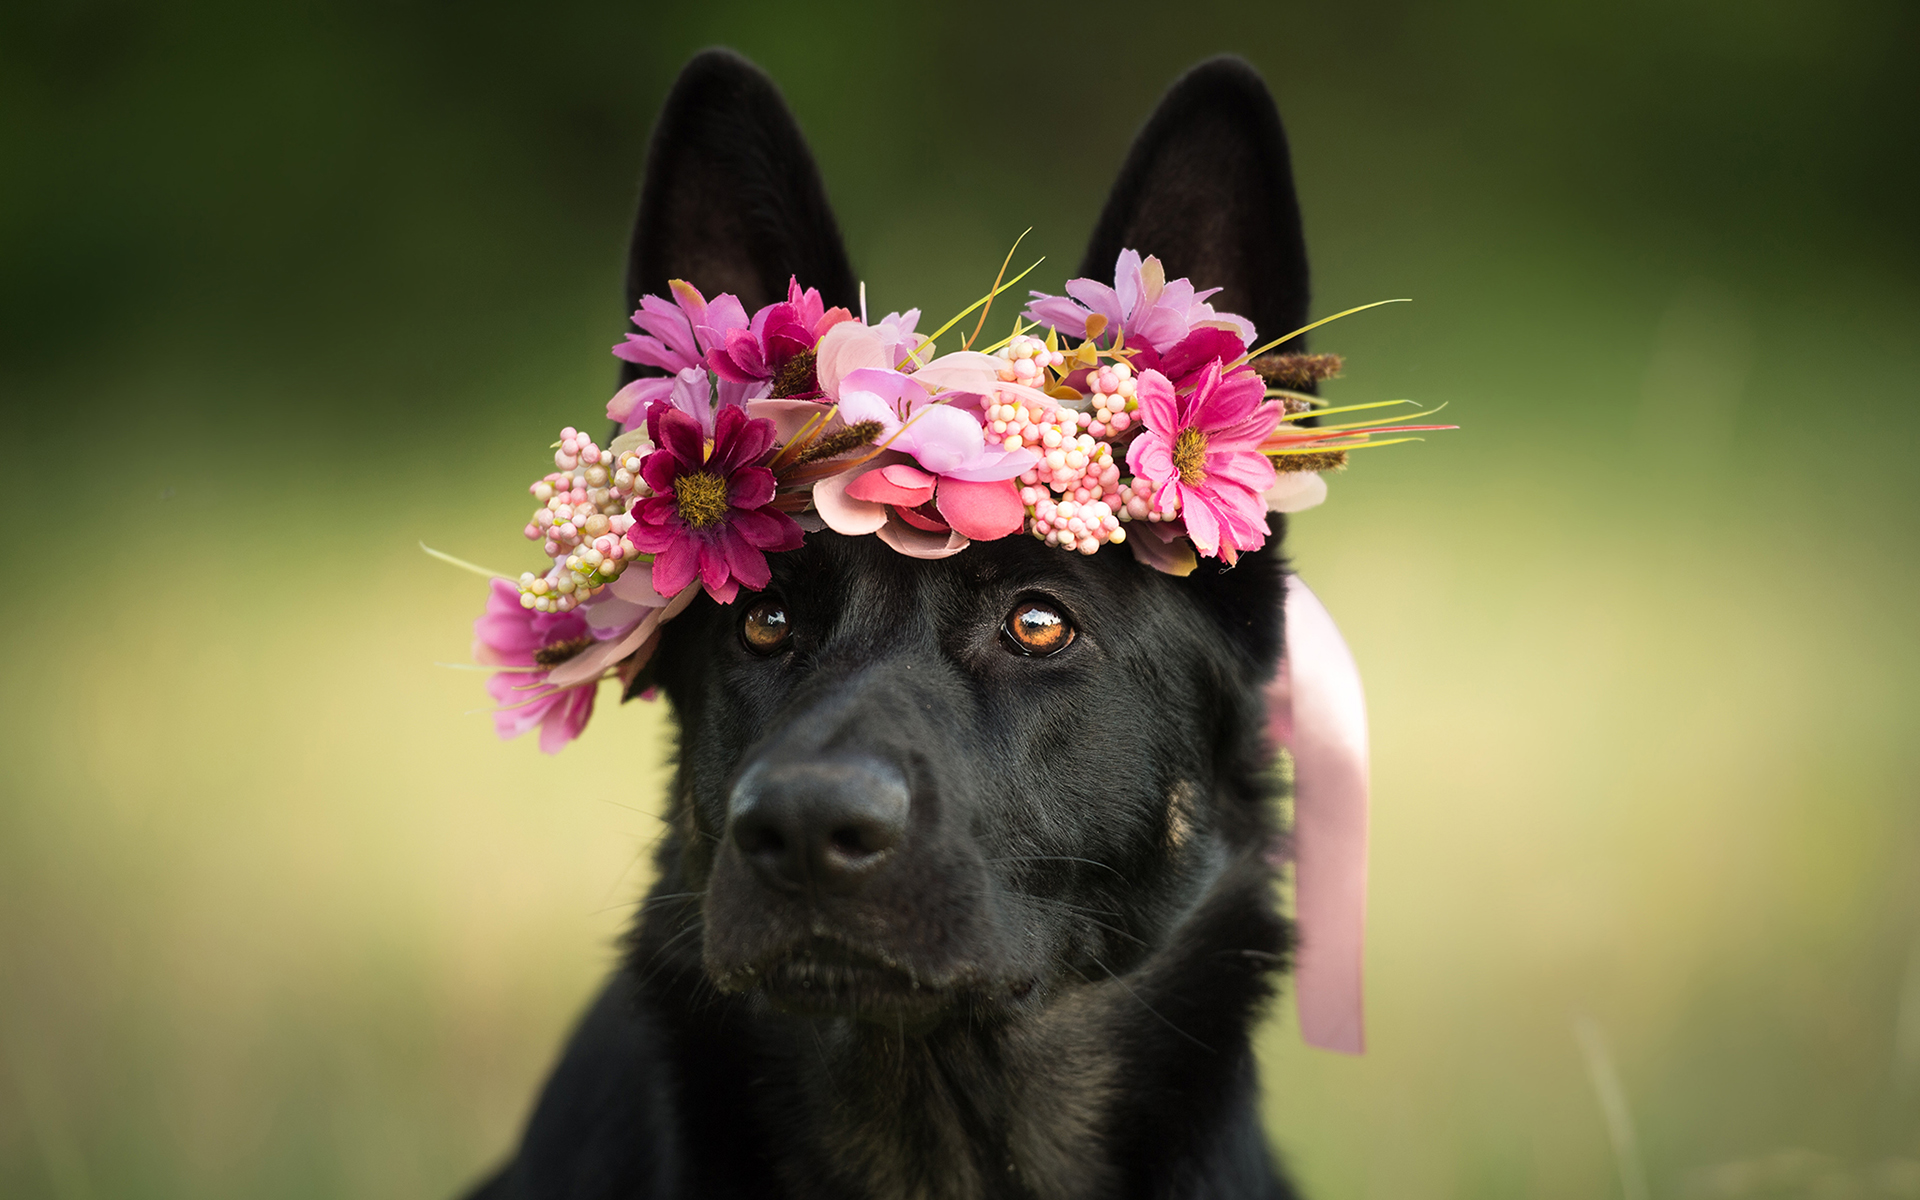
[517,427,652,613]
[992,333,1064,387]
[1079,360,1139,438]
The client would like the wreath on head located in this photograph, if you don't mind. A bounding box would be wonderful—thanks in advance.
[431,245,1447,753]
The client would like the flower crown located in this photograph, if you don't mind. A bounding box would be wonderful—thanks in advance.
[443,248,1448,751]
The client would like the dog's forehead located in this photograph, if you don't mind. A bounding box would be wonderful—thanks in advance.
[771,532,1116,610]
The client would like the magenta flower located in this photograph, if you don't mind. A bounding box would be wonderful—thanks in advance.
[624,402,804,604]
[473,578,597,753]
[1022,249,1256,353]
[609,280,754,428]
[705,278,854,391]
[1124,359,1282,563]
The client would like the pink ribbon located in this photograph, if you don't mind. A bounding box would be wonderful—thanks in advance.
[1266,574,1370,1054]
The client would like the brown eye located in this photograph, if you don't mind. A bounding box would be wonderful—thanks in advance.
[1004,600,1073,657]
[741,597,791,655]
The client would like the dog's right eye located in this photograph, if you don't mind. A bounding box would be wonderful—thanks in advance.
[741,597,791,655]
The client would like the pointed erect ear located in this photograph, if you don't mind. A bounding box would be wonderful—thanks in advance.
[1080,57,1311,351]
[622,49,858,382]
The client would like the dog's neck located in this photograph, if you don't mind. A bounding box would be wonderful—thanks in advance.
[634,855,1289,1200]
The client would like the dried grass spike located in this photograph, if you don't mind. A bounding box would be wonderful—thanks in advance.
[792,420,884,466]
[1253,353,1345,390]
[1272,450,1348,474]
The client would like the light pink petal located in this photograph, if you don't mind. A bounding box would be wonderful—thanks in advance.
[545,607,659,689]
[934,478,1024,541]
[1266,471,1328,514]
[537,686,596,754]
[667,280,709,328]
[1113,248,1144,315]
[894,402,986,475]
[939,444,1039,482]
[874,518,969,559]
[836,386,901,434]
[814,321,888,396]
[909,351,1003,396]
[1019,294,1091,338]
[811,463,891,535]
[490,676,556,741]
[1127,521,1197,576]
[1064,278,1123,328]
[633,293,700,362]
[663,367,715,436]
[607,377,670,427]
[745,399,834,443]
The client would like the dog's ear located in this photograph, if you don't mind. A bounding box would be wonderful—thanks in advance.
[1080,56,1310,352]
[622,49,858,384]
[1088,59,1307,673]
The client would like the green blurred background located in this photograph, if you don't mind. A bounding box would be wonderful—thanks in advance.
[3,0,1917,1196]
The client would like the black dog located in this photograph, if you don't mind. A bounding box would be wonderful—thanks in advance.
[468,48,1316,1200]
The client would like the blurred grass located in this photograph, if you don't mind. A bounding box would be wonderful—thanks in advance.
[3,1,1918,1197]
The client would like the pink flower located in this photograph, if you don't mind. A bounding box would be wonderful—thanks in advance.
[608,280,754,428]
[705,278,854,391]
[473,579,596,754]
[1124,359,1282,563]
[812,455,1025,559]
[1022,249,1256,353]
[835,367,1034,482]
[624,402,804,604]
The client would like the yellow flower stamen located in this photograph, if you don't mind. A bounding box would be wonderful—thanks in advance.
[674,471,730,529]
[1173,428,1209,485]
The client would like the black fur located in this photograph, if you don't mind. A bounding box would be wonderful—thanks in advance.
[468,51,1313,1200]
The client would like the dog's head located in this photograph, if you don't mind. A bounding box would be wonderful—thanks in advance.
[627,51,1312,1028]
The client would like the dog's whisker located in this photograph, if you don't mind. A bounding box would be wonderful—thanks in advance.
[986,854,1129,880]
[1088,954,1215,1054]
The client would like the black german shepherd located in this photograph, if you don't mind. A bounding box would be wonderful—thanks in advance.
[468,48,1316,1200]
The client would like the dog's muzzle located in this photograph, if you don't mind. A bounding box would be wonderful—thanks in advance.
[727,757,909,897]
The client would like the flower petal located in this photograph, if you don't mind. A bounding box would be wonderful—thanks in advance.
[729,504,805,551]
[717,526,772,593]
[1020,294,1091,339]
[1265,471,1328,514]
[846,462,937,507]
[935,477,1025,541]
[648,535,699,598]
[875,518,969,559]
[893,402,986,475]
[1180,486,1223,556]
[726,464,777,510]
[811,463,891,535]
[1134,369,1180,437]
[815,321,888,396]
[909,351,1003,395]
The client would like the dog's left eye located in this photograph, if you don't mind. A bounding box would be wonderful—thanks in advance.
[1003,600,1074,657]
[741,597,791,655]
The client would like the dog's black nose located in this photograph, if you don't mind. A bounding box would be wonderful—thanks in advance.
[728,759,909,894]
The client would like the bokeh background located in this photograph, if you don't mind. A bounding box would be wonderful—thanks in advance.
[4,1,1917,1196]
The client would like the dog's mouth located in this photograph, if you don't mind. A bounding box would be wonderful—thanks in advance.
[745,937,951,1020]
